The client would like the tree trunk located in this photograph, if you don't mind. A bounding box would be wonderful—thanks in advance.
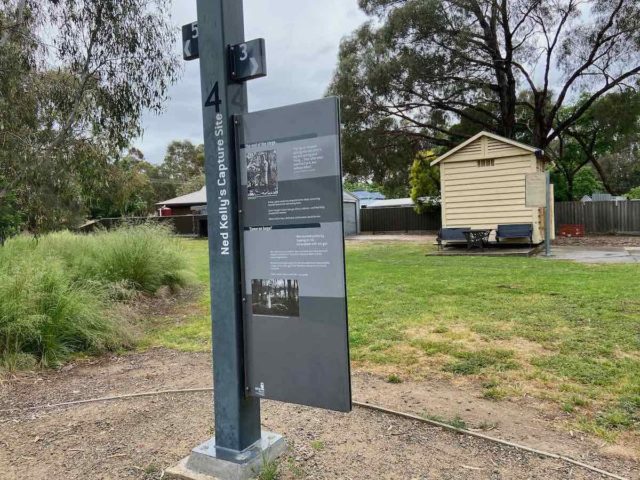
[589,158,616,195]
[532,94,550,149]
[499,68,518,139]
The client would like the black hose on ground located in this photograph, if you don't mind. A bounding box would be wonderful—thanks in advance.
[1,388,629,480]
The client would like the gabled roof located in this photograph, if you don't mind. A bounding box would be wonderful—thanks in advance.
[431,131,542,166]
[343,191,358,203]
[156,187,207,207]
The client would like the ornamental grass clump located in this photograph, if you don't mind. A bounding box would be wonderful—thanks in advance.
[0,224,194,368]
[67,224,193,296]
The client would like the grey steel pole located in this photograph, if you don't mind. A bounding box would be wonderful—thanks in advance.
[196,0,261,452]
[545,171,551,257]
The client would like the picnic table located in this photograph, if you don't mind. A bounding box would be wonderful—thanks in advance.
[463,229,492,250]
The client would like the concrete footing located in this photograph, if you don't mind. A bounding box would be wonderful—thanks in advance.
[166,432,286,480]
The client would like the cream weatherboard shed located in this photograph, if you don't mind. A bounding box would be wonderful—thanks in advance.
[431,131,553,244]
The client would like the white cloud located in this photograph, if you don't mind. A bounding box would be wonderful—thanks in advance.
[135,0,366,163]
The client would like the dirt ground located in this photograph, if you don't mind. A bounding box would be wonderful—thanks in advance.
[1,350,637,480]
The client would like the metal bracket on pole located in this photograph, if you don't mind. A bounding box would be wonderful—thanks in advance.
[229,38,267,82]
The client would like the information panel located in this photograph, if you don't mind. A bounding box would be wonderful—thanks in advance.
[237,97,351,412]
[526,172,547,208]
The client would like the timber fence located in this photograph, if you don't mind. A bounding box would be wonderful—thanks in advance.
[360,207,441,233]
[554,201,640,234]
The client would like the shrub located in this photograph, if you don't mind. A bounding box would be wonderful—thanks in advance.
[0,186,22,246]
[627,186,640,200]
[0,257,127,367]
[0,225,193,368]
[409,150,441,214]
[34,224,193,295]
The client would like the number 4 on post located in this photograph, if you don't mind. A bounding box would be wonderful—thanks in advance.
[205,82,222,113]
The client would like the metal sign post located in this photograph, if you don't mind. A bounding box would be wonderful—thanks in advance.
[196,0,260,452]
[171,2,351,478]
[168,1,285,479]
[545,171,552,257]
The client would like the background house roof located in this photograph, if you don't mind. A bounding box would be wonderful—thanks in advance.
[156,187,207,207]
[350,191,385,207]
[351,190,386,200]
[158,187,358,206]
[590,193,628,202]
[343,191,358,203]
[431,131,543,166]
[366,198,415,208]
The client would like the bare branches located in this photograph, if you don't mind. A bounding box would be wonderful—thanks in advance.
[568,130,616,194]
[548,0,627,125]
[549,65,640,144]
[511,60,537,94]
[541,1,574,97]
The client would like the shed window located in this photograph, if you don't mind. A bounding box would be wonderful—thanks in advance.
[477,159,495,167]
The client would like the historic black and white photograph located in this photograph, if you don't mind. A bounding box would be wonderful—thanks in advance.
[246,149,278,197]
[251,278,300,317]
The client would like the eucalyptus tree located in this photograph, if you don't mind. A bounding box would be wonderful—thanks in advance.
[599,147,640,197]
[161,140,205,193]
[330,0,640,187]
[560,90,640,195]
[0,0,179,232]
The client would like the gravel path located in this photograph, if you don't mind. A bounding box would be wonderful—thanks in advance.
[1,350,637,480]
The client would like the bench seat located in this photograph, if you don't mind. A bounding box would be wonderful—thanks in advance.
[437,227,470,249]
[495,223,533,246]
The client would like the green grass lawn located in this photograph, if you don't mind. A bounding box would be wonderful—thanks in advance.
[146,239,640,440]
[139,239,211,352]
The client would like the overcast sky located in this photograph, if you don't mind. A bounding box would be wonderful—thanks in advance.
[134,1,367,164]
